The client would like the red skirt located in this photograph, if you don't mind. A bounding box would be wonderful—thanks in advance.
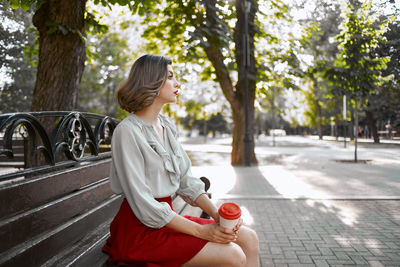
[102,197,215,267]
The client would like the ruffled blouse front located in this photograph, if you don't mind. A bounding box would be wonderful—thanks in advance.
[109,113,206,229]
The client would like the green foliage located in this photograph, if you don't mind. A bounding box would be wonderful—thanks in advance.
[364,16,400,129]
[85,11,109,35]
[327,0,392,99]
[141,0,212,63]
[180,112,229,136]
[9,0,44,11]
[78,32,132,117]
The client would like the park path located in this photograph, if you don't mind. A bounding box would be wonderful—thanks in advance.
[185,135,400,266]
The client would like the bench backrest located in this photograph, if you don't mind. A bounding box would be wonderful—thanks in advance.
[0,159,123,267]
[0,112,121,266]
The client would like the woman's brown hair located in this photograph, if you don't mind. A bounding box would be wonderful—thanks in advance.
[117,55,172,113]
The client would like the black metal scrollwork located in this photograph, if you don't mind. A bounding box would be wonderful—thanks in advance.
[0,111,119,168]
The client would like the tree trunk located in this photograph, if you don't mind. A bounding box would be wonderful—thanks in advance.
[354,98,359,162]
[201,0,258,166]
[232,0,257,165]
[315,98,323,140]
[349,103,355,140]
[366,109,380,143]
[27,0,86,168]
[230,90,257,166]
[31,0,86,112]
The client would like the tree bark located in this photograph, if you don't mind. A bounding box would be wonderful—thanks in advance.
[31,0,86,112]
[230,99,257,165]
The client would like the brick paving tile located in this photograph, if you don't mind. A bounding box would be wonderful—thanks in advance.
[313,259,330,267]
[298,255,313,264]
[368,260,386,267]
[284,251,298,259]
[274,259,302,264]
[349,255,368,265]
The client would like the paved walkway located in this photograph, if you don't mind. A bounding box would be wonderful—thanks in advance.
[185,136,400,266]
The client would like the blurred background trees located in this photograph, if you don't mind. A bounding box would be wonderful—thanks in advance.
[0,1,36,112]
[1,0,399,165]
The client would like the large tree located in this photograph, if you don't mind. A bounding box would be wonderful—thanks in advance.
[6,0,157,112]
[140,0,290,165]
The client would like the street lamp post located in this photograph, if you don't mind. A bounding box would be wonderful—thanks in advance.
[243,0,252,166]
[343,94,347,148]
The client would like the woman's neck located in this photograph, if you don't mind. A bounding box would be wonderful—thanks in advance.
[135,104,162,126]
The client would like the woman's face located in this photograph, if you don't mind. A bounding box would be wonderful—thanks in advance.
[156,65,180,104]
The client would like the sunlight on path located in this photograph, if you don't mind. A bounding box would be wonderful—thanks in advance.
[191,166,237,199]
[258,165,321,198]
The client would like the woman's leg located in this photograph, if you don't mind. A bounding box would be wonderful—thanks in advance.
[233,226,260,267]
[183,242,246,267]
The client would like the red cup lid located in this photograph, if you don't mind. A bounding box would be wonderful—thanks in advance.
[218,202,241,220]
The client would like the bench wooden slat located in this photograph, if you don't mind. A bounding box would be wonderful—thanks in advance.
[0,159,111,219]
[0,162,24,168]
[0,139,26,167]
[0,179,114,254]
[0,155,24,161]
[47,230,110,267]
[0,195,123,267]
[0,139,25,146]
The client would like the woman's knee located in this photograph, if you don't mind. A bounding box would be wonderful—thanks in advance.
[225,243,246,267]
[184,242,246,267]
[237,226,259,253]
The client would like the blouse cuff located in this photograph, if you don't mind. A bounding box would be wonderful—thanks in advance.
[156,209,176,229]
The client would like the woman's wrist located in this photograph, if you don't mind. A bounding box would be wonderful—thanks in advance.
[211,210,220,222]
[193,222,205,238]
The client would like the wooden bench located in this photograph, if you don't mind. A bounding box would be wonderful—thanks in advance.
[377,130,397,138]
[0,158,211,266]
[0,112,211,267]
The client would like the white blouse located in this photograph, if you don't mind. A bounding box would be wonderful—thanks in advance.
[109,113,206,228]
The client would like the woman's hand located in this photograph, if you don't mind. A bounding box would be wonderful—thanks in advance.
[232,218,243,235]
[197,223,237,244]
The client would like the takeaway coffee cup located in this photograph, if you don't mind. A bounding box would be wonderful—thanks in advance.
[218,202,241,229]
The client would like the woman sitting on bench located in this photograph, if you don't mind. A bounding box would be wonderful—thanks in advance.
[103,54,259,267]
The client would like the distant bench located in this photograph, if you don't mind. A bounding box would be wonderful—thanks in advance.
[377,130,397,139]
[0,112,210,267]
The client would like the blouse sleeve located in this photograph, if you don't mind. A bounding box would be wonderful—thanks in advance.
[110,124,176,228]
[175,140,206,206]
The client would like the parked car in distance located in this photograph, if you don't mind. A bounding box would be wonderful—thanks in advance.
[269,129,286,136]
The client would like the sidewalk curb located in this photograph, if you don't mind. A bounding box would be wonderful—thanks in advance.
[217,194,400,200]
